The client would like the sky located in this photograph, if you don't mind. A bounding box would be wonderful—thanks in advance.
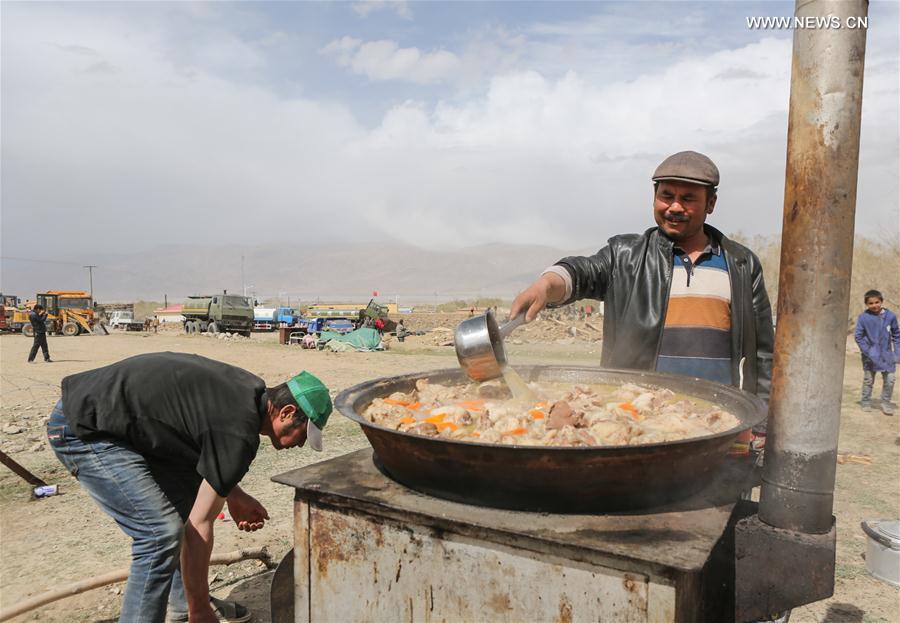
[2,0,898,266]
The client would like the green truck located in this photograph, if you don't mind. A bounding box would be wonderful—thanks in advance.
[182,293,254,337]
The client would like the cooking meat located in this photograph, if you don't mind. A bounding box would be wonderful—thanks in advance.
[408,422,439,436]
[363,379,740,448]
[546,401,586,430]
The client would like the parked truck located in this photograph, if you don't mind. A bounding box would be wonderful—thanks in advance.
[358,298,396,332]
[0,294,19,333]
[182,293,253,336]
[253,307,276,331]
[107,309,145,331]
[253,306,298,331]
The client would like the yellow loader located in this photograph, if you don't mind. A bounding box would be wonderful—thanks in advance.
[20,291,108,337]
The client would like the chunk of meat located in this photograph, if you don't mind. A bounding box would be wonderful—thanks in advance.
[387,391,416,405]
[408,422,439,436]
[479,429,502,443]
[365,401,412,425]
[547,401,586,429]
[429,405,472,426]
[477,382,511,399]
[488,415,513,432]
[630,392,655,412]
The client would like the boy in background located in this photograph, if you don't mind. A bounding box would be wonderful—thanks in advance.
[854,290,900,415]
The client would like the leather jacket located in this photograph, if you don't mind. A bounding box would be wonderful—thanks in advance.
[556,225,774,405]
[29,310,48,335]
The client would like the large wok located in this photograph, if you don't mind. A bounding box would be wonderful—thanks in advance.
[335,366,766,512]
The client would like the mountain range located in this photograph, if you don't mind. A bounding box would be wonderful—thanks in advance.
[1,241,598,305]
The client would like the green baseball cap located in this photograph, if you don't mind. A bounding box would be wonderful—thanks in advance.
[286,371,332,452]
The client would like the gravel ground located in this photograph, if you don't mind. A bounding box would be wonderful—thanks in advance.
[0,329,896,622]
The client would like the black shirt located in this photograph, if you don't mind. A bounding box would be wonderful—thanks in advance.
[61,352,267,497]
[29,311,47,334]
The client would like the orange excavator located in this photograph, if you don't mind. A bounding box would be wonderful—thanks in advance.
[17,291,107,336]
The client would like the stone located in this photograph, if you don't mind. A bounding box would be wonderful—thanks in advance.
[2,425,24,435]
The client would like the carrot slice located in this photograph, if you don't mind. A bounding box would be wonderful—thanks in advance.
[534,401,548,408]
[398,416,416,424]
[424,413,446,424]
[383,398,410,407]
[407,402,422,411]
[502,427,528,436]
[435,422,459,432]
[619,402,643,421]
[529,410,545,420]
[458,400,486,410]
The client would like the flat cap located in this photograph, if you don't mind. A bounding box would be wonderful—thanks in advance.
[652,151,719,187]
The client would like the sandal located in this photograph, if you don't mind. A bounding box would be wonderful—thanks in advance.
[167,597,251,623]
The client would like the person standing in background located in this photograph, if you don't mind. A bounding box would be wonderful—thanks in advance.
[27,304,52,363]
[854,289,899,415]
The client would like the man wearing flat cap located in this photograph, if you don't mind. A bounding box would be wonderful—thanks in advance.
[512,151,774,411]
[46,352,333,623]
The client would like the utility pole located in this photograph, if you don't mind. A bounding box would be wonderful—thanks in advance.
[241,255,246,297]
[83,265,97,300]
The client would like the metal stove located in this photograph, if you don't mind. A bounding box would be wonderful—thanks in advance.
[273,448,760,623]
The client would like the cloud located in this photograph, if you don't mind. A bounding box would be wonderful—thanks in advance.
[320,37,460,84]
[351,1,412,20]
[1,1,896,266]
[55,43,100,56]
[338,34,897,248]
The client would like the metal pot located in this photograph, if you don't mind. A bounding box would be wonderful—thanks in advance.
[861,520,900,587]
[335,365,767,512]
[454,310,524,381]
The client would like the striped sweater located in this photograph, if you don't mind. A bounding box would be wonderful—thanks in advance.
[655,240,732,384]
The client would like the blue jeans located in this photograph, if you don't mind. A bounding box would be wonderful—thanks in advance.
[47,402,200,622]
[861,369,895,405]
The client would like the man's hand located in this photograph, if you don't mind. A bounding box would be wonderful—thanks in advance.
[510,273,567,323]
[190,610,220,623]
[226,487,269,532]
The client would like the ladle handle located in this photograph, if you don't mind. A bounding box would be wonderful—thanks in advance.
[498,314,525,338]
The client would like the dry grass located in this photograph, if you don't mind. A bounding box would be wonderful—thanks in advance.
[730,233,900,323]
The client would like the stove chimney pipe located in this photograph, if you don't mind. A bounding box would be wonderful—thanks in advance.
[758,0,869,534]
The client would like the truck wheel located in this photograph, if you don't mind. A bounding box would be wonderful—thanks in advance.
[23,325,34,338]
[186,321,197,334]
[184,322,192,334]
[240,330,251,338]
[62,322,79,336]
[207,322,219,334]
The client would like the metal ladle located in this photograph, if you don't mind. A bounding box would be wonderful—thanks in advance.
[454,309,525,382]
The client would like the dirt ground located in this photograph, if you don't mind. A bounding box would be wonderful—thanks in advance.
[0,320,897,622]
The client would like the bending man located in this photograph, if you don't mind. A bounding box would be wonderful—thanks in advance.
[47,352,332,623]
